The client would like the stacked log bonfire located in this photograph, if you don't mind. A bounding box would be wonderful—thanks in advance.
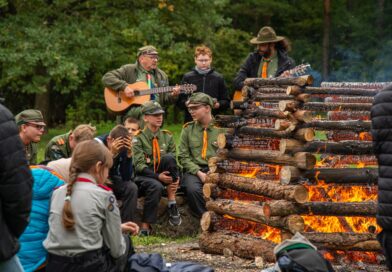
[199,76,392,268]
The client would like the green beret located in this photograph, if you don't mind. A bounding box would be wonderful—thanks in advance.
[137,45,158,57]
[142,101,165,115]
[15,109,45,126]
[186,93,214,108]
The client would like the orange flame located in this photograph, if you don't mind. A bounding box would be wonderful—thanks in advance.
[303,216,380,233]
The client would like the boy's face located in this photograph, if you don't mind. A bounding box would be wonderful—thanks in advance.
[124,122,139,136]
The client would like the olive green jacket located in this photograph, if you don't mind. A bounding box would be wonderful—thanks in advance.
[44,132,72,161]
[132,127,176,174]
[25,142,38,165]
[178,120,225,175]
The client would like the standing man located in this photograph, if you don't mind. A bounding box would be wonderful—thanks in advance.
[44,124,96,162]
[178,45,230,123]
[15,109,46,165]
[0,103,33,271]
[102,45,180,124]
[178,93,225,218]
[132,101,181,236]
[233,26,295,91]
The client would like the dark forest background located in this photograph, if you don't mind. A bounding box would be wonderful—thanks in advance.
[1,0,391,126]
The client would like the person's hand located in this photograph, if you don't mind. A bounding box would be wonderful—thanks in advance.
[197,170,207,183]
[171,85,181,96]
[167,178,179,195]
[158,171,174,184]
[110,137,124,157]
[124,86,135,98]
[280,70,291,78]
[213,102,220,109]
[123,136,133,158]
[121,221,140,236]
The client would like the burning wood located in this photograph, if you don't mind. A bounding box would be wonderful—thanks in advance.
[251,93,311,102]
[205,173,309,203]
[217,134,280,150]
[324,96,374,103]
[216,149,316,170]
[280,166,378,185]
[302,102,372,111]
[243,107,289,119]
[298,120,371,132]
[205,199,305,233]
[327,131,372,141]
[203,184,269,202]
[262,200,376,218]
[244,75,313,87]
[327,111,370,121]
[287,85,380,96]
[242,86,287,96]
[214,115,275,129]
[226,127,315,141]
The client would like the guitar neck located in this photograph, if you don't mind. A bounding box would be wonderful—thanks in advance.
[137,86,175,96]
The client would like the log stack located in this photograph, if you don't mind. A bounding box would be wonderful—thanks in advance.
[199,76,386,266]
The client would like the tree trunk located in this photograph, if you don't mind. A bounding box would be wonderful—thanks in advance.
[244,75,313,87]
[322,0,331,80]
[35,92,51,125]
[303,102,372,111]
[327,111,370,121]
[262,199,377,218]
[205,173,309,203]
[226,127,315,142]
[217,133,280,150]
[279,139,373,155]
[324,96,374,103]
[321,81,390,89]
[216,149,316,170]
[279,166,378,185]
[199,230,276,261]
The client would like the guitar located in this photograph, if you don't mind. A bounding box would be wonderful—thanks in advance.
[104,82,196,113]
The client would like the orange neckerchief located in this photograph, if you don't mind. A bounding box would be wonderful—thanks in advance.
[261,58,270,78]
[152,136,161,173]
[201,128,208,160]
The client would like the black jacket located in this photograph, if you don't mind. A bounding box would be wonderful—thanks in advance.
[0,104,33,261]
[178,68,230,123]
[233,49,295,90]
[371,85,392,231]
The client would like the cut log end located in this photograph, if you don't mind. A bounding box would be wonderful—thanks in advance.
[287,85,302,95]
[293,110,313,123]
[294,128,315,142]
[217,133,227,149]
[279,139,303,154]
[293,185,309,203]
[202,183,217,199]
[275,119,294,131]
[286,215,305,233]
[294,152,316,170]
[200,211,218,232]
[280,166,301,185]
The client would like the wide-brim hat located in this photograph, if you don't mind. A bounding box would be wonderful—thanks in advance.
[250,26,285,45]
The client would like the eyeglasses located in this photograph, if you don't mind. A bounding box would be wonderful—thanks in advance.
[26,123,46,131]
[145,54,159,60]
[195,58,211,63]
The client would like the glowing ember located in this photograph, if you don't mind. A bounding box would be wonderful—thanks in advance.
[218,188,268,202]
[322,250,383,264]
[315,155,377,168]
[303,216,379,233]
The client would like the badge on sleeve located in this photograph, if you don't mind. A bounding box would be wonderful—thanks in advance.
[107,203,114,212]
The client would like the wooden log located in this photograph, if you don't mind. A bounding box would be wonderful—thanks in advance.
[292,110,313,123]
[203,183,220,199]
[327,131,372,141]
[243,106,289,119]
[302,232,380,251]
[262,199,377,218]
[206,199,305,233]
[216,149,316,170]
[279,166,378,185]
[244,75,313,87]
[324,96,374,104]
[200,211,220,232]
[251,93,311,103]
[303,102,372,111]
[279,100,300,112]
[321,81,391,89]
[199,230,276,261]
[279,139,373,155]
[231,100,249,110]
[217,134,280,150]
[226,127,315,142]
[244,86,288,98]
[205,173,309,203]
[298,120,371,132]
[327,111,370,121]
[214,115,248,128]
[287,85,380,96]
[274,119,296,131]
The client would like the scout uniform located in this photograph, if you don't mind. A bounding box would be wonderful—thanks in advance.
[43,173,130,271]
[178,93,225,217]
[15,109,46,165]
[44,132,72,161]
[132,101,181,226]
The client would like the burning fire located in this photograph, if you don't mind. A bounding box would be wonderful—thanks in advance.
[323,250,382,264]
[302,215,379,233]
[218,188,268,202]
[315,155,377,168]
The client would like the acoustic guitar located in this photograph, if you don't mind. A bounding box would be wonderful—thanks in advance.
[104,81,196,113]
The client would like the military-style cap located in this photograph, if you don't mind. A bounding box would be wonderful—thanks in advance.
[137,45,158,57]
[186,92,214,108]
[250,26,285,45]
[142,101,165,115]
[15,109,46,126]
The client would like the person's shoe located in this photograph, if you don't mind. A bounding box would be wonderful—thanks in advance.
[168,204,182,226]
[139,229,150,237]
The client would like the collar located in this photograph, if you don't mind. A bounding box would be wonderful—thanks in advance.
[143,126,161,139]
[195,118,215,131]
[136,62,156,75]
[77,173,97,184]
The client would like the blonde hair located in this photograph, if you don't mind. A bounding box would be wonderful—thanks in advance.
[62,140,113,230]
[194,45,212,58]
[72,124,96,144]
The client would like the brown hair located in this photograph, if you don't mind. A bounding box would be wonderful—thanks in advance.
[275,38,291,52]
[62,140,113,230]
[72,124,96,143]
[109,125,130,139]
[123,117,140,128]
[194,45,212,58]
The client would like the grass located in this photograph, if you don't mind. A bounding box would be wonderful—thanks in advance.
[132,235,197,247]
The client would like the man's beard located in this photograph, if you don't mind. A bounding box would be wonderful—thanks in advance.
[259,47,272,58]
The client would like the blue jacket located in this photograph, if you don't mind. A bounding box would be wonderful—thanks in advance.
[17,166,64,272]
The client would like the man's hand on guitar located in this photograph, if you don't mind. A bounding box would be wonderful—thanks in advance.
[171,85,181,97]
[124,86,135,98]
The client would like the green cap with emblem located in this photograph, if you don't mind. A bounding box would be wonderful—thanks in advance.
[137,45,158,57]
[186,92,214,108]
[15,109,46,126]
[142,101,165,115]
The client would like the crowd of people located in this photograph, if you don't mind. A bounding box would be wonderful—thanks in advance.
[0,26,301,271]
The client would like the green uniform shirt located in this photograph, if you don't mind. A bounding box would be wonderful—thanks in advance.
[178,120,225,175]
[44,132,72,161]
[25,142,38,165]
[257,53,278,78]
[132,127,176,174]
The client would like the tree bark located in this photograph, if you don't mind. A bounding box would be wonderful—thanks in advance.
[279,139,373,155]
[324,96,373,103]
[303,102,372,111]
[287,85,380,96]
[243,107,288,119]
[243,86,288,98]
[321,81,390,89]
[279,166,378,185]
[217,134,280,150]
[327,131,372,141]
[226,127,315,142]
[205,173,309,203]
[262,199,377,218]
[199,230,276,261]
[327,111,370,121]
[216,149,316,170]
[244,75,313,87]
